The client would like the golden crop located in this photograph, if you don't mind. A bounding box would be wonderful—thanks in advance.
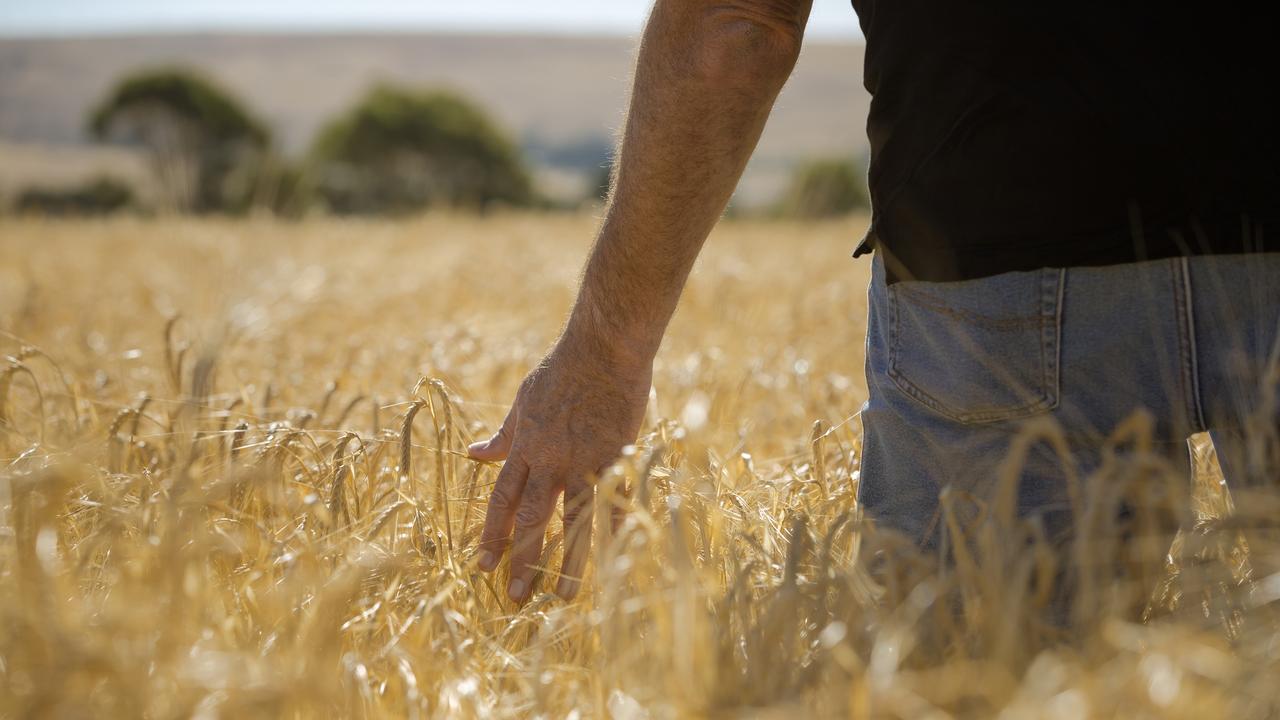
[0,215,1276,718]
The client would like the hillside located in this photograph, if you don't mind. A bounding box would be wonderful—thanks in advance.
[0,33,870,205]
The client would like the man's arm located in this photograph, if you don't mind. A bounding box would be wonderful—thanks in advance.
[467,0,813,602]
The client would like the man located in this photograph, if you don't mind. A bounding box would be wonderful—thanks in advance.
[468,0,1280,602]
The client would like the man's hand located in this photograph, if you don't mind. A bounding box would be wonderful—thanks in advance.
[468,334,651,601]
[468,0,809,603]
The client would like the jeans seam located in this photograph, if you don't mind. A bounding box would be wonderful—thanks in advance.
[1056,269,1066,402]
[1180,257,1207,432]
[1171,258,1205,434]
[1171,260,1189,431]
[1046,269,1066,405]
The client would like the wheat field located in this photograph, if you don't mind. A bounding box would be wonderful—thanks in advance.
[1,214,1278,718]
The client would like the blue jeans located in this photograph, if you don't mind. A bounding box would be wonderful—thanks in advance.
[858,252,1280,547]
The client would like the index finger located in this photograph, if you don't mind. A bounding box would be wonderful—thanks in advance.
[476,453,529,572]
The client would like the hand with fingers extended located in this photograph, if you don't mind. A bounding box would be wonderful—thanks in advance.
[467,333,651,602]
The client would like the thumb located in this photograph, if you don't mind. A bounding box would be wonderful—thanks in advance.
[468,405,517,461]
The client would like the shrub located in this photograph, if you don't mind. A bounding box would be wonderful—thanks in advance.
[309,86,533,215]
[777,157,869,218]
[13,177,136,217]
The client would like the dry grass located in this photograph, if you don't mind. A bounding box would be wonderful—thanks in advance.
[0,214,1278,718]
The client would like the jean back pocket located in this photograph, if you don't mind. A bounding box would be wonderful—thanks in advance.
[887,268,1064,425]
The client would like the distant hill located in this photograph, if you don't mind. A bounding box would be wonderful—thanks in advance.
[0,33,869,206]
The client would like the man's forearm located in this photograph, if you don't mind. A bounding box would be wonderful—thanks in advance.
[471,1,812,598]
[563,0,811,365]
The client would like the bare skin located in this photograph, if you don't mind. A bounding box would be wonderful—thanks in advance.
[467,0,814,602]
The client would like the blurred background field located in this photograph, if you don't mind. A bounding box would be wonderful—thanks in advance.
[0,214,870,436]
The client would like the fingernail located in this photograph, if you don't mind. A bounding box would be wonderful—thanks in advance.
[507,577,526,601]
[478,550,496,571]
[466,441,486,456]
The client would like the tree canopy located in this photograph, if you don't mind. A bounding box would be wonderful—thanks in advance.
[309,86,532,215]
[88,68,270,213]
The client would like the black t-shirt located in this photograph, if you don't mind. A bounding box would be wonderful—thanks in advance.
[850,2,1280,282]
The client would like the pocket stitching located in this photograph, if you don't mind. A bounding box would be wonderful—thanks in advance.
[887,269,1063,425]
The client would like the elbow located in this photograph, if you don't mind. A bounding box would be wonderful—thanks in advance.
[690,6,806,90]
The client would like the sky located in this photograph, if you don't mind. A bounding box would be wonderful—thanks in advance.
[0,0,863,39]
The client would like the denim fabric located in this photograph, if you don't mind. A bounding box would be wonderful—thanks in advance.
[858,252,1280,547]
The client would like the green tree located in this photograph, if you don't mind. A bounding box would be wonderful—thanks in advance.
[309,86,533,215]
[777,158,869,219]
[89,68,270,213]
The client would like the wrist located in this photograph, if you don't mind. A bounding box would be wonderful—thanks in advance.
[559,306,659,374]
